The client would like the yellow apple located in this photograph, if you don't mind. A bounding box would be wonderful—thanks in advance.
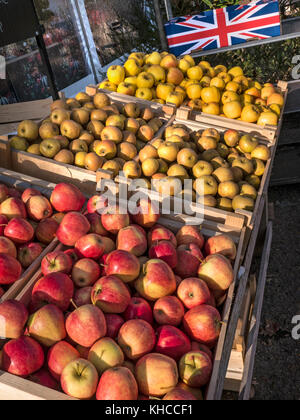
[124,58,142,77]
[156,83,174,101]
[178,58,191,74]
[166,92,184,107]
[136,88,153,101]
[147,65,166,84]
[107,65,125,85]
[223,101,242,119]
[186,83,202,100]
[210,77,226,91]
[228,66,244,78]
[257,111,278,126]
[99,80,117,92]
[137,72,155,89]
[201,86,221,103]
[241,105,261,123]
[145,52,162,66]
[187,66,203,81]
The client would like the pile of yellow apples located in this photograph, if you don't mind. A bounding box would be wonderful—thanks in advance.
[100,51,284,126]
[12,93,164,173]
[137,123,271,213]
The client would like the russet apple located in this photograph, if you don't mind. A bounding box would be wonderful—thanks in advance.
[251,144,271,161]
[179,350,212,387]
[2,336,44,377]
[118,319,155,360]
[183,304,222,347]
[61,358,99,400]
[28,304,66,347]
[96,366,138,401]
[39,122,60,140]
[66,304,107,348]
[153,296,184,327]
[31,272,74,312]
[54,149,75,165]
[232,195,255,211]
[136,353,178,397]
[218,181,240,199]
[105,250,140,283]
[92,275,130,314]
[87,120,105,139]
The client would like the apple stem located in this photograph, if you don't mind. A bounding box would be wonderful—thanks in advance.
[70,299,78,310]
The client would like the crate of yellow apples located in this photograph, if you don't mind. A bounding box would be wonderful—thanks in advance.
[100,51,287,134]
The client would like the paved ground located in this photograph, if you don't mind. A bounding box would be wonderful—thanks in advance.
[251,183,300,400]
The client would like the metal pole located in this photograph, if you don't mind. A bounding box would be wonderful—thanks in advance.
[164,0,174,20]
[153,0,169,51]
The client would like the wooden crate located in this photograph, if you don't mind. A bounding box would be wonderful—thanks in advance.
[177,81,289,144]
[0,209,246,400]
[0,94,174,195]
[0,169,59,302]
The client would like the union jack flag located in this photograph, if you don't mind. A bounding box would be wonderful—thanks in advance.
[165,0,281,57]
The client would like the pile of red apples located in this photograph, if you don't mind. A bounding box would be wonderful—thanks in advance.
[0,182,70,298]
[0,183,237,400]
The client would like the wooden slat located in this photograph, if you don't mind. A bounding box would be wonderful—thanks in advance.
[0,99,52,124]
[239,221,273,400]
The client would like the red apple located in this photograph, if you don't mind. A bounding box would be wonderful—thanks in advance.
[88,337,124,375]
[29,368,59,390]
[21,188,42,204]
[0,254,22,285]
[198,254,234,296]
[155,325,191,361]
[205,234,237,260]
[18,242,43,268]
[8,188,22,199]
[101,206,130,235]
[153,296,184,326]
[96,366,138,400]
[76,345,90,359]
[35,218,59,245]
[149,240,178,269]
[135,353,178,397]
[87,195,108,214]
[65,304,107,348]
[101,237,116,254]
[163,388,197,400]
[29,368,60,390]
[27,304,67,347]
[64,248,81,265]
[183,304,222,347]
[75,233,105,259]
[0,197,27,220]
[191,342,213,360]
[135,259,176,301]
[4,218,34,244]
[104,314,124,339]
[41,251,73,276]
[73,287,93,307]
[175,243,204,278]
[179,350,212,387]
[47,340,80,381]
[175,275,182,287]
[0,300,28,339]
[31,272,74,312]
[0,183,9,203]
[56,212,90,247]
[105,250,140,283]
[0,287,4,298]
[130,198,160,229]
[50,183,85,212]
[148,224,177,248]
[118,319,156,360]
[26,195,53,221]
[177,277,211,309]
[2,336,44,377]
[61,358,99,400]
[91,275,131,313]
[0,215,8,236]
[72,258,101,287]
[86,213,109,236]
[117,224,147,256]
[176,225,205,249]
[123,297,153,324]
[0,236,17,258]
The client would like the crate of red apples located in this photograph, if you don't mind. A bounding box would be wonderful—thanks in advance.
[0,182,245,400]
